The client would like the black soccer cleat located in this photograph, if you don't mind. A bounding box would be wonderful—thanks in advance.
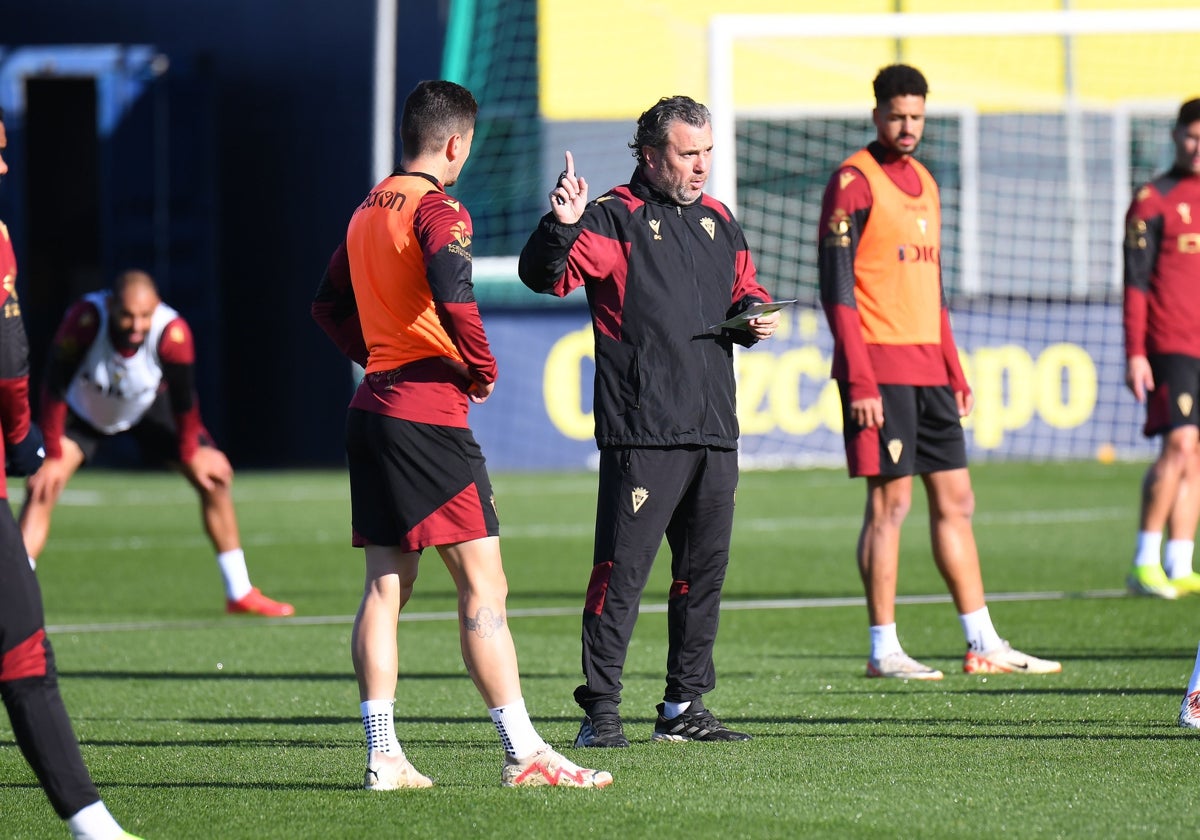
[574,712,631,748]
[652,699,751,742]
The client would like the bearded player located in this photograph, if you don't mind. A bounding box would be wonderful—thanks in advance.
[18,270,293,617]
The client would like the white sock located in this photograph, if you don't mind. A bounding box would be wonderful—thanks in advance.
[869,623,902,659]
[1133,531,1163,568]
[1164,540,1195,579]
[489,697,547,759]
[1188,642,1200,696]
[960,606,1004,653]
[662,700,692,719]
[361,699,404,757]
[216,548,253,601]
[67,801,125,840]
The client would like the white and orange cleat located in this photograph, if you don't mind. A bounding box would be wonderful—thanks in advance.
[501,747,612,788]
[964,641,1061,675]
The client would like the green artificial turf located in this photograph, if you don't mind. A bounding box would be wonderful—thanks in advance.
[2,462,1195,838]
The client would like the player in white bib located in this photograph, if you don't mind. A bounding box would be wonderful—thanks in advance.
[19,270,293,617]
[65,290,177,435]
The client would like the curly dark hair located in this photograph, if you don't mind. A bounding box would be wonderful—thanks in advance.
[628,95,710,164]
[872,64,928,106]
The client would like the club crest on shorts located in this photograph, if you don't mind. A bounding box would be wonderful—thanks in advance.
[631,486,649,513]
[1179,394,1195,418]
[887,439,904,464]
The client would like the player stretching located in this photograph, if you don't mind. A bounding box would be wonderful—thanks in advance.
[19,270,293,617]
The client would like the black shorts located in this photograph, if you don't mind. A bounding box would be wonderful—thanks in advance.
[839,382,968,478]
[1145,354,1200,437]
[345,408,499,553]
[66,390,213,466]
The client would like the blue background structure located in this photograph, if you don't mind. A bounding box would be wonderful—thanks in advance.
[1,0,447,466]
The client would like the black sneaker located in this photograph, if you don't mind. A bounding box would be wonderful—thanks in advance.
[652,699,751,742]
[574,712,630,748]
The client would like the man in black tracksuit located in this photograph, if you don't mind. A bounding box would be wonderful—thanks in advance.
[519,95,780,747]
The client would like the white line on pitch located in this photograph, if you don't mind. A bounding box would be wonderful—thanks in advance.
[45,588,1130,635]
[34,505,1130,553]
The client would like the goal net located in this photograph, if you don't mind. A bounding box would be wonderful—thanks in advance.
[707,9,1200,466]
[442,3,1200,470]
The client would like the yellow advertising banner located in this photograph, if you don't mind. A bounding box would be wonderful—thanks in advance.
[538,0,1200,119]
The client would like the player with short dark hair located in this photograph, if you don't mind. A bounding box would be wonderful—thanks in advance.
[519,94,780,747]
[0,101,141,840]
[873,62,928,103]
[817,64,1060,680]
[18,270,293,617]
[1122,97,1200,600]
[313,79,610,789]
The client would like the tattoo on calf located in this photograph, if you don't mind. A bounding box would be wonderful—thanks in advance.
[464,606,504,638]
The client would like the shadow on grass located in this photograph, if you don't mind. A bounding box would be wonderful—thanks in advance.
[59,668,597,681]
[0,780,362,792]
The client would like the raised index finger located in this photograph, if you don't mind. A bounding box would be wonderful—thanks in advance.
[564,150,575,178]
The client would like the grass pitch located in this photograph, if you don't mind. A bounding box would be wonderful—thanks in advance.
[1,461,1196,838]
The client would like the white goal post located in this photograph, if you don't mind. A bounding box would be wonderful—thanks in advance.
[707,8,1200,297]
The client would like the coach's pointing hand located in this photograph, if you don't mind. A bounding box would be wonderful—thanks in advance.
[549,151,588,223]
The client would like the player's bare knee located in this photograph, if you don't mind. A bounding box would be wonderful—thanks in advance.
[1163,445,1195,473]
[935,489,976,522]
[956,490,977,520]
[868,492,911,527]
[461,568,509,603]
[197,480,232,505]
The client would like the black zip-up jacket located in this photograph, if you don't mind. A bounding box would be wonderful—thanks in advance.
[518,168,772,450]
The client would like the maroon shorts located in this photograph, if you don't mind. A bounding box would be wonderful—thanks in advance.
[345,409,499,553]
[839,382,968,478]
[1145,354,1200,437]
